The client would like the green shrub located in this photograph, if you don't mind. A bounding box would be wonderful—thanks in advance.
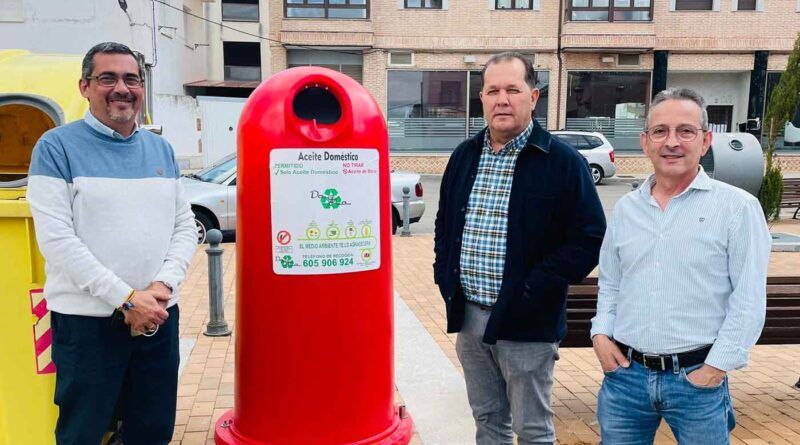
[759,32,800,221]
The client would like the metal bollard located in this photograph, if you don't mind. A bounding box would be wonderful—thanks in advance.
[631,180,640,191]
[401,186,411,237]
[204,229,231,337]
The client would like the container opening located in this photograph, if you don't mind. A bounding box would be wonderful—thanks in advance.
[0,103,57,187]
[293,86,341,125]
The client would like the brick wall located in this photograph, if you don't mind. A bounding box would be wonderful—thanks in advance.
[262,0,800,157]
[668,53,753,71]
[653,0,799,52]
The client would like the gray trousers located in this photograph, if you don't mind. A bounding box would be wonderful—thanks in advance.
[456,302,559,445]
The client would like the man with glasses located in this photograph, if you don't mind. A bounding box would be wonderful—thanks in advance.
[27,42,197,444]
[590,87,770,444]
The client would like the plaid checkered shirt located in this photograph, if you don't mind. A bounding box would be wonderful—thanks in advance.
[459,120,534,307]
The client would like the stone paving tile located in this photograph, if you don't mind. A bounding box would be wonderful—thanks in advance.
[392,223,800,445]
[171,219,800,444]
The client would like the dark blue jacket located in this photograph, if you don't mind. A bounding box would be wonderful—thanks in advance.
[433,120,606,344]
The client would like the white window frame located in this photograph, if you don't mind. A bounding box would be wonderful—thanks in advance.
[388,51,415,67]
[489,0,540,10]
[669,0,719,11]
[398,0,449,10]
[731,0,763,11]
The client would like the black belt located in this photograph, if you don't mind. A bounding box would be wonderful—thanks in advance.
[466,300,493,311]
[615,341,712,372]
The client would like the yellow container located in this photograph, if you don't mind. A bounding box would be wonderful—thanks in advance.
[0,194,53,445]
[0,49,87,445]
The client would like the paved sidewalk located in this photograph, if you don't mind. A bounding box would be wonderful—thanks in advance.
[170,219,800,445]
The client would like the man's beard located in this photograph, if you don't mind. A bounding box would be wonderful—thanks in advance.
[106,93,137,123]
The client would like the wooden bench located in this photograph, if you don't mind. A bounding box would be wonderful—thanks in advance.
[780,177,800,219]
[562,276,800,348]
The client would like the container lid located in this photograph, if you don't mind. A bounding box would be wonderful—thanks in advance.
[0,50,86,189]
[0,100,58,188]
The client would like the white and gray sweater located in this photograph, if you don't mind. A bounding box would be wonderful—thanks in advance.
[26,113,197,316]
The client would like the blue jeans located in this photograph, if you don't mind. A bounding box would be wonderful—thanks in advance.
[597,360,736,444]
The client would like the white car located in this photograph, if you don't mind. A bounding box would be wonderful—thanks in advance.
[182,153,426,243]
[786,121,800,145]
[551,131,617,185]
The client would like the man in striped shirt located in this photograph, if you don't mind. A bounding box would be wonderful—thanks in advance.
[434,52,606,444]
[591,87,771,444]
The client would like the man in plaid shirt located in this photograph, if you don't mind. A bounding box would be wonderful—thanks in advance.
[434,52,606,444]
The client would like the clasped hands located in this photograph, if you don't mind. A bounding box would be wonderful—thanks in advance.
[122,281,171,333]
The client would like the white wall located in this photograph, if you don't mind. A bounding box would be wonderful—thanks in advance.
[155,94,202,169]
[667,72,751,131]
[196,96,247,166]
[0,0,209,162]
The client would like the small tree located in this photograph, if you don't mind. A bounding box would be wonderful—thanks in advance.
[759,32,800,221]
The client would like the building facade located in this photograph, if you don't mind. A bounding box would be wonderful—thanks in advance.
[7,1,796,171]
[0,0,213,168]
[249,0,800,172]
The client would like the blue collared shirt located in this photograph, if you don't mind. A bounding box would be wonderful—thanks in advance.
[459,119,534,306]
[591,168,771,371]
[84,111,139,140]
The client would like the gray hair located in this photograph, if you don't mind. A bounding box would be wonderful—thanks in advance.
[481,52,537,89]
[81,42,144,81]
[647,87,709,130]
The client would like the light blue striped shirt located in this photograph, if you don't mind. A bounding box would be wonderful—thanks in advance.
[590,168,771,371]
[460,120,534,306]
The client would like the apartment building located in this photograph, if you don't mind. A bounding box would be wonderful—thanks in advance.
[209,0,800,171]
[0,0,213,168]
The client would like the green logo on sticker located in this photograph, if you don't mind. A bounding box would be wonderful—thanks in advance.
[279,255,295,269]
[320,188,343,210]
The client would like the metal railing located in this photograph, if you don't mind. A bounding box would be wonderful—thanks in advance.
[565,117,645,151]
[467,117,547,137]
[388,118,467,138]
[387,117,549,151]
[388,118,467,151]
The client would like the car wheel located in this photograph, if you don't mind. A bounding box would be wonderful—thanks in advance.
[194,211,215,244]
[590,164,604,185]
[391,209,399,235]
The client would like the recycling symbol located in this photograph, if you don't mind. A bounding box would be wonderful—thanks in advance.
[320,188,342,210]
[279,255,294,269]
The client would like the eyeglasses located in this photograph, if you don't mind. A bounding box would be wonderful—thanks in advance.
[644,125,706,143]
[85,74,144,88]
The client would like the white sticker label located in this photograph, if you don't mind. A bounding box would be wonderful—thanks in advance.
[270,148,380,275]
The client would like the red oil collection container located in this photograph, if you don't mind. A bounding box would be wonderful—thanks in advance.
[215,67,413,445]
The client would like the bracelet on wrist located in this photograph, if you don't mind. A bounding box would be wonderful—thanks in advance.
[121,289,136,311]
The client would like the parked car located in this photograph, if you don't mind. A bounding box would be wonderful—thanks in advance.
[786,121,800,146]
[182,153,425,243]
[551,131,617,185]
